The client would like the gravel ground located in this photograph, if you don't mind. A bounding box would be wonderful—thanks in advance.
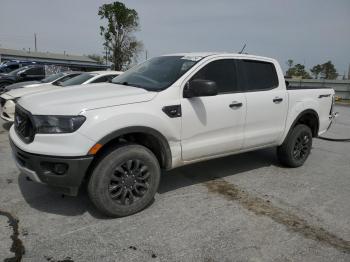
[0,105,349,262]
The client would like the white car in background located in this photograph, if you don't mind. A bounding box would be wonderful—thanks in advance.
[2,71,82,92]
[0,70,122,122]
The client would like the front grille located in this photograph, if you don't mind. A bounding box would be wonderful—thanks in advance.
[0,97,5,107]
[14,105,35,143]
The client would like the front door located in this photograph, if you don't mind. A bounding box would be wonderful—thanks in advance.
[181,58,246,161]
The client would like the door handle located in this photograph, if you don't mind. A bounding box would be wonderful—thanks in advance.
[318,94,331,98]
[273,97,283,103]
[229,101,243,108]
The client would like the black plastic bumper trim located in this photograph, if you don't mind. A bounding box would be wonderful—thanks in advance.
[10,139,93,196]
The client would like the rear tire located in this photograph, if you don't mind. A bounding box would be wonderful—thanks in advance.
[277,124,312,167]
[88,144,160,217]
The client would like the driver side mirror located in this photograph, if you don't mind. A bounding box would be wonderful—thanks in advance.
[183,79,218,98]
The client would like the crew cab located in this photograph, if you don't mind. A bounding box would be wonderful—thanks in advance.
[9,53,336,217]
[0,71,122,122]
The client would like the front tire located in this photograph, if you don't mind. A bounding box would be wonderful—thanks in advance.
[88,144,160,217]
[277,124,313,167]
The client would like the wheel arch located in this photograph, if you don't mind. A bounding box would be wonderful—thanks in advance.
[286,109,320,139]
[90,126,172,171]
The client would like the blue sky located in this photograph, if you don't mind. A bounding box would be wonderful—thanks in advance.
[0,0,349,75]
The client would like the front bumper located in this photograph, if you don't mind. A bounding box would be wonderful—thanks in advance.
[10,139,94,196]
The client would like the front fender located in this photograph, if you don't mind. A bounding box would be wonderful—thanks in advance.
[77,102,182,167]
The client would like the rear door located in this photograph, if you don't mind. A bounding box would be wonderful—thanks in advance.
[239,59,288,149]
[181,58,246,161]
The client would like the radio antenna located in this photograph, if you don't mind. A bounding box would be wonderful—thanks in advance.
[238,43,246,54]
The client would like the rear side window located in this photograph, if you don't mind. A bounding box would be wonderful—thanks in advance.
[242,60,278,91]
[191,59,239,93]
[26,67,44,75]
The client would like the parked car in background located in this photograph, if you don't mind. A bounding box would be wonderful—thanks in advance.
[0,65,46,91]
[59,71,122,87]
[0,70,122,122]
[0,64,72,92]
[2,71,82,92]
[0,60,37,74]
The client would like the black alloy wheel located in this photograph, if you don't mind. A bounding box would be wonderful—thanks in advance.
[292,133,311,161]
[109,159,150,205]
[88,144,160,217]
[277,124,313,167]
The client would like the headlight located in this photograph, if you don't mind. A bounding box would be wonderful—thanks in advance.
[32,115,86,134]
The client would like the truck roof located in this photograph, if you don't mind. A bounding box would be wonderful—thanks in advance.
[163,52,275,62]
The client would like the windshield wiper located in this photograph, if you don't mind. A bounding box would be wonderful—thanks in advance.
[114,81,148,90]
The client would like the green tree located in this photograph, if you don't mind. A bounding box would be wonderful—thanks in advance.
[98,2,143,70]
[286,64,311,79]
[320,61,338,80]
[285,59,293,76]
[87,54,105,65]
[310,64,322,79]
[286,59,293,69]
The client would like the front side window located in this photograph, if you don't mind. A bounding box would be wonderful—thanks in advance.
[242,60,278,91]
[190,59,239,93]
[8,64,19,70]
[112,56,203,91]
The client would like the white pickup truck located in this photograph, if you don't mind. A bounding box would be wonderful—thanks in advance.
[9,52,336,217]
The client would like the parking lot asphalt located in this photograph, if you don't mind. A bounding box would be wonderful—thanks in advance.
[0,105,349,262]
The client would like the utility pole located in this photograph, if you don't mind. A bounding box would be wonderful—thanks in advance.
[34,33,37,52]
[104,43,109,66]
[145,50,148,60]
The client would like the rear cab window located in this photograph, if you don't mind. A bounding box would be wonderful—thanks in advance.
[240,60,279,91]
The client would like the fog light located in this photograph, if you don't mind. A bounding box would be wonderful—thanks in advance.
[53,163,68,175]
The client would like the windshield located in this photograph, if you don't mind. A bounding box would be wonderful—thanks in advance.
[112,56,203,91]
[40,72,65,83]
[60,73,96,86]
[8,66,31,76]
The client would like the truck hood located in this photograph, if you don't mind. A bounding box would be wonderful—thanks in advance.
[5,84,57,99]
[19,83,157,115]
